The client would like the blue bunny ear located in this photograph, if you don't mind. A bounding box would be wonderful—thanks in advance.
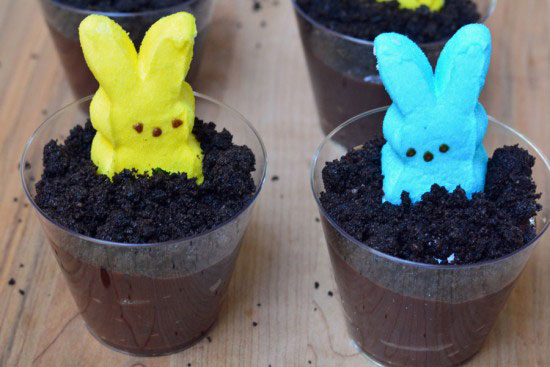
[434,24,491,113]
[374,33,435,115]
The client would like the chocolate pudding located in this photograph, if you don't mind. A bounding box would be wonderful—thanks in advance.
[296,25,391,139]
[47,26,98,100]
[325,235,516,366]
[39,0,213,100]
[47,233,240,355]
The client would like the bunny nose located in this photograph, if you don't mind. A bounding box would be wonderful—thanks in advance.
[423,152,434,162]
[172,119,183,128]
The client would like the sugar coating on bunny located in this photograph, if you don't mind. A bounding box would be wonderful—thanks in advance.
[374,24,492,204]
[79,13,203,182]
[376,0,444,11]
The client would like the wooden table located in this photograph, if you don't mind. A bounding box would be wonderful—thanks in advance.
[1,0,549,366]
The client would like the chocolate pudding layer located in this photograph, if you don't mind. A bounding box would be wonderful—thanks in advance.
[294,16,392,138]
[326,237,515,366]
[48,233,241,355]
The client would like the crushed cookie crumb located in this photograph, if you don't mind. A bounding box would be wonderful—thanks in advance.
[253,1,261,11]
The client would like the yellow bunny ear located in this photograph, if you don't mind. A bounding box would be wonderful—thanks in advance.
[79,15,139,98]
[138,12,196,97]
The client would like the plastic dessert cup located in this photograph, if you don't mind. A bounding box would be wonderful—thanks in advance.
[310,107,550,367]
[39,0,215,100]
[21,93,267,356]
[292,0,497,143]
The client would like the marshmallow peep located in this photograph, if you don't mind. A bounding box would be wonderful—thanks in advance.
[374,24,492,204]
[79,13,203,183]
[376,0,444,11]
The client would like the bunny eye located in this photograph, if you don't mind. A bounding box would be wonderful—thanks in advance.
[133,123,144,133]
[439,144,450,153]
[406,148,416,157]
[424,152,434,162]
[172,119,183,128]
[153,128,162,137]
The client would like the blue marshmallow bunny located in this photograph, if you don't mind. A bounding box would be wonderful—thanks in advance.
[374,24,492,204]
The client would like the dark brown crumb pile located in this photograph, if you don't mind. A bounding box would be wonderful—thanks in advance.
[296,0,481,43]
[35,120,256,244]
[253,0,262,12]
[320,139,542,265]
[53,0,188,12]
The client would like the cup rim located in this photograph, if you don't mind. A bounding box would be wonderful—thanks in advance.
[47,0,205,18]
[21,92,267,248]
[310,106,550,270]
[291,0,497,49]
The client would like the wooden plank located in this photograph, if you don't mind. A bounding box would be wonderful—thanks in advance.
[0,0,548,366]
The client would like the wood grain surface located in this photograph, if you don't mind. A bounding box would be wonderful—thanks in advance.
[0,0,549,366]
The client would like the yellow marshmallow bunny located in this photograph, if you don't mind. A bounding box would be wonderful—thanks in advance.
[377,0,444,11]
[79,13,204,183]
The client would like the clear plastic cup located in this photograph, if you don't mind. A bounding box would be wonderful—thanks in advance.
[21,93,266,356]
[310,107,550,367]
[39,0,216,100]
[292,0,497,141]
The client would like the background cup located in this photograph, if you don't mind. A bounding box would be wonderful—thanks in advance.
[310,107,550,367]
[21,93,266,356]
[39,0,216,100]
[292,0,497,143]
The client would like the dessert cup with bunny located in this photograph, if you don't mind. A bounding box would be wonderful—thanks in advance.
[39,0,215,100]
[311,24,550,366]
[21,13,266,356]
